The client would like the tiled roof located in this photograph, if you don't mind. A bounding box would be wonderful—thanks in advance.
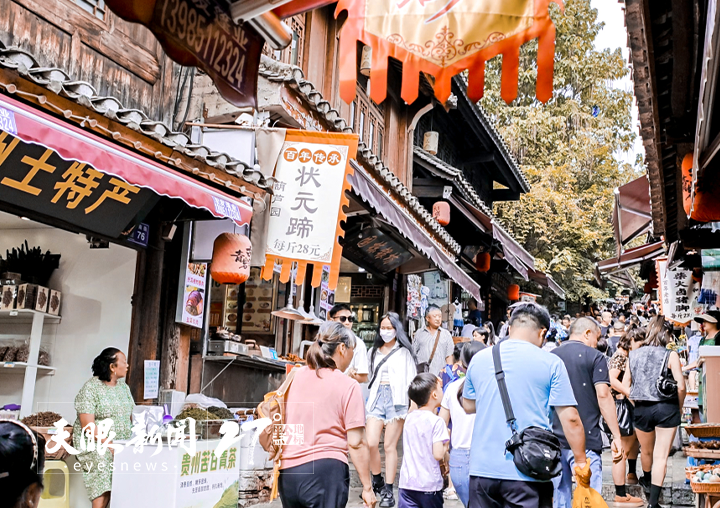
[0,42,274,193]
[258,55,462,256]
[454,74,530,193]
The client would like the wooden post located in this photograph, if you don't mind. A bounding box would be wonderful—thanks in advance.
[126,215,165,402]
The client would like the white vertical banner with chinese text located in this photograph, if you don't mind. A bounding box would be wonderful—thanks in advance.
[180,263,208,328]
[262,130,358,291]
[657,258,702,324]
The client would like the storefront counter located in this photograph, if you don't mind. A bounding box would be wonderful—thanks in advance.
[110,438,240,508]
[199,355,288,404]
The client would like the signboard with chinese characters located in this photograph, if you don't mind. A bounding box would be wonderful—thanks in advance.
[179,263,208,329]
[342,228,413,273]
[261,130,359,291]
[106,0,264,108]
[657,258,702,324]
[0,132,156,237]
[178,442,239,508]
[143,360,161,399]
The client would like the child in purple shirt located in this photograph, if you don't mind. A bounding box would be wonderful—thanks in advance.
[398,373,450,508]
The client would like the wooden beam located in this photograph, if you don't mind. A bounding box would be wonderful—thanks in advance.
[465,152,495,164]
[492,189,521,201]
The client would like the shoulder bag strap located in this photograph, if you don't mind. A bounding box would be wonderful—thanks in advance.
[368,347,400,389]
[428,329,442,365]
[659,349,671,378]
[492,340,518,433]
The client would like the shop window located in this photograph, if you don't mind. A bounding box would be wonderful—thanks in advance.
[359,107,366,142]
[376,126,384,159]
[368,120,375,150]
[350,100,357,132]
[69,0,107,20]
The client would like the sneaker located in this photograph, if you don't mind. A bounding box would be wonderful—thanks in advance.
[443,488,458,500]
[626,473,639,485]
[638,475,651,495]
[613,494,644,507]
[379,484,395,507]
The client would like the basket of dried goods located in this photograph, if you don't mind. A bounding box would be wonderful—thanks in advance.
[686,464,717,481]
[691,468,720,493]
[689,440,720,450]
[686,424,720,438]
[21,411,72,460]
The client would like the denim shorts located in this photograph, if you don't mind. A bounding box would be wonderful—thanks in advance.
[367,384,408,423]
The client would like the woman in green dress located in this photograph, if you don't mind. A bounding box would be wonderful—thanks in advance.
[73,348,134,508]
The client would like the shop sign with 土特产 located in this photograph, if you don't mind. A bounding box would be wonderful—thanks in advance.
[657,258,702,324]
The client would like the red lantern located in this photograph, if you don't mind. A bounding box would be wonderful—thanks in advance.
[475,252,491,272]
[210,233,252,284]
[433,201,450,226]
[681,153,693,216]
[508,284,520,301]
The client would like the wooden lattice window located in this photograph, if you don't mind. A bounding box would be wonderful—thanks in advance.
[262,14,305,67]
[354,86,384,155]
[69,0,106,20]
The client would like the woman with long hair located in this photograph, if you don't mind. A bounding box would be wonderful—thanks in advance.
[483,321,497,346]
[608,328,643,505]
[624,317,685,508]
[366,312,417,507]
[0,420,46,508]
[439,341,485,507]
[280,322,376,508]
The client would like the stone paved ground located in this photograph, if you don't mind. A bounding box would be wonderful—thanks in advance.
[252,451,693,507]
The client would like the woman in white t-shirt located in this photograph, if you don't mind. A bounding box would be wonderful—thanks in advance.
[365,312,417,507]
[439,341,485,507]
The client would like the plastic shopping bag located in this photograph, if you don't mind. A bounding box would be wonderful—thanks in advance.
[572,462,609,508]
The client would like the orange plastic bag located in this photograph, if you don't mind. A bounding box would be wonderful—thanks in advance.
[572,462,609,508]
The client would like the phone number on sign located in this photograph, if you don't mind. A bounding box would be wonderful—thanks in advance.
[158,0,250,89]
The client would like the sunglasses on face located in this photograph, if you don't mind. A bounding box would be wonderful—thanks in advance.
[336,316,355,323]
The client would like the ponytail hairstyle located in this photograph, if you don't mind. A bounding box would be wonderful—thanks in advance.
[306,321,355,375]
[92,347,121,382]
[370,312,417,371]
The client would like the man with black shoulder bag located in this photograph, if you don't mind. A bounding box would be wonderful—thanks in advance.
[457,303,589,508]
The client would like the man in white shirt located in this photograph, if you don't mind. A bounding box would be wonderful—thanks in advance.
[413,305,454,376]
[329,303,369,383]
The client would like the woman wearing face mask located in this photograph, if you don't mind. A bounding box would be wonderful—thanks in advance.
[365,312,417,507]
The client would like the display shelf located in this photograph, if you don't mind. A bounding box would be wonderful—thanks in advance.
[203,353,288,372]
[684,447,720,460]
[0,362,55,374]
[0,309,61,324]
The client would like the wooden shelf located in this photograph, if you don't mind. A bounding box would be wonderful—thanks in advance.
[685,447,720,460]
[0,362,55,374]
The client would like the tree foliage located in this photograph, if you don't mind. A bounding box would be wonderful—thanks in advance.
[480,0,642,303]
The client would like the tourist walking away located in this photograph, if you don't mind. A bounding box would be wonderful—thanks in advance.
[685,310,720,416]
[74,348,134,508]
[0,419,46,508]
[398,373,450,508]
[329,303,369,384]
[440,341,485,507]
[624,316,685,508]
[414,305,454,376]
[279,322,376,508]
[607,320,625,356]
[367,312,418,507]
[608,328,644,496]
[459,303,588,508]
[440,342,465,390]
[550,318,639,507]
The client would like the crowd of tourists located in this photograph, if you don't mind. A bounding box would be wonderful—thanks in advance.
[1,301,704,508]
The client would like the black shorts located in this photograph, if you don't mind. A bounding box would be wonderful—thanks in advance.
[633,400,681,432]
[278,459,349,508]
[468,476,553,508]
[398,488,443,508]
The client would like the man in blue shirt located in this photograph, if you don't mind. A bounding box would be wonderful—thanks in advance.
[460,303,588,508]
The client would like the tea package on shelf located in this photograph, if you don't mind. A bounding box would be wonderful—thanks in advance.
[35,287,49,313]
[16,284,38,310]
[48,290,61,316]
[1,285,16,310]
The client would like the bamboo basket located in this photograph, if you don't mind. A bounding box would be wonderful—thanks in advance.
[686,424,720,438]
[691,480,720,494]
[687,465,718,481]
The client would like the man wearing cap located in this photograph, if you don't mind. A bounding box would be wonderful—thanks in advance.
[687,310,720,417]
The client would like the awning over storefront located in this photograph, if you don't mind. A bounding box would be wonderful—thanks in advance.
[348,161,482,300]
[613,177,652,256]
[0,93,253,225]
[528,269,565,300]
[597,241,666,274]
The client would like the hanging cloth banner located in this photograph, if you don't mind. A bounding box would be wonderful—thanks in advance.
[276,0,562,105]
[656,258,703,325]
[260,130,359,290]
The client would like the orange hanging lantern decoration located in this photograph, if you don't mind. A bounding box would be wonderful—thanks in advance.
[508,284,520,301]
[681,153,693,216]
[306,0,564,107]
[433,201,451,226]
[475,252,491,272]
[210,233,252,285]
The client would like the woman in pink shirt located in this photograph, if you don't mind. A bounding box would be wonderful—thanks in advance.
[280,322,376,508]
